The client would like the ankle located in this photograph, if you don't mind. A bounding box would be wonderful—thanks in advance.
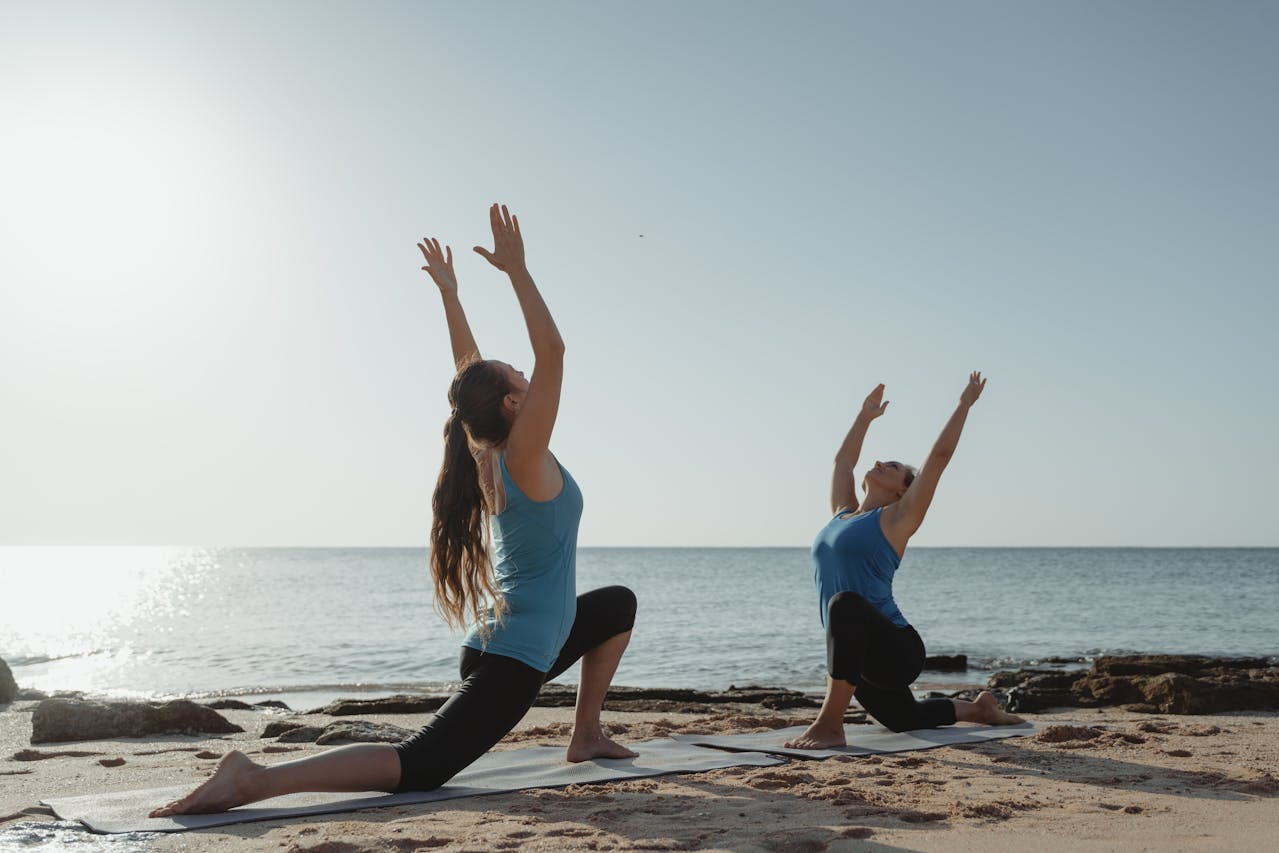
[571,722,604,741]
[238,762,267,802]
[813,713,846,730]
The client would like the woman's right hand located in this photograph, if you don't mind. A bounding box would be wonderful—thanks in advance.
[418,237,458,294]
[959,371,987,408]
[861,383,889,421]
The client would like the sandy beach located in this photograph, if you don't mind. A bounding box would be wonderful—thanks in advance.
[3,695,1276,852]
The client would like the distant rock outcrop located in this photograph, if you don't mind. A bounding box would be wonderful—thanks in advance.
[995,655,1279,715]
[0,658,17,705]
[311,685,820,717]
[312,695,448,716]
[535,685,819,713]
[923,654,968,672]
[30,699,244,744]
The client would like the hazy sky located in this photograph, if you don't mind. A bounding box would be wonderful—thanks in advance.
[2,1,1276,547]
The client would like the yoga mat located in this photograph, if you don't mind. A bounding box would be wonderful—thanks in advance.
[674,722,1041,759]
[43,737,785,834]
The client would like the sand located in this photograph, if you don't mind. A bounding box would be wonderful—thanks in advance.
[2,700,1277,852]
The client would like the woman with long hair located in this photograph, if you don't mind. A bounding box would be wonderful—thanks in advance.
[152,204,636,816]
[786,373,1023,749]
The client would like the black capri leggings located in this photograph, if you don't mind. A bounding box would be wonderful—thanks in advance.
[826,590,956,733]
[393,584,637,792]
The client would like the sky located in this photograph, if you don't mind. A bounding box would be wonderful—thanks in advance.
[1,1,1276,547]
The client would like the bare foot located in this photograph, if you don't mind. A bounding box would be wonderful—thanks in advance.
[972,690,1025,726]
[149,750,262,817]
[566,728,637,763]
[784,720,846,749]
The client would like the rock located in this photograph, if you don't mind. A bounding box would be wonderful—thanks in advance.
[1091,655,1271,677]
[989,669,1066,689]
[923,655,967,672]
[315,721,413,745]
[262,721,307,739]
[16,689,49,701]
[30,699,243,744]
[760,694,820,710]
[312,695,447,716]
[1005,672,1083,713]
[12,748,104,761]
[254,700,291,711]
[275,726,326,743]
[0,659,17,704]
[97,757,125,767]
[270,721,413,745]
[310,685,819,717]
[538,684,816,713]
[994,655,1279,715]
[204,699,255,711]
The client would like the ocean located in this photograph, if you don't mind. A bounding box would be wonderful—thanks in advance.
[2,547,1277,706]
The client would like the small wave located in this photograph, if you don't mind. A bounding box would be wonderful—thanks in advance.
[3,650,115,667]
[179,680,460,701]
[0,820,151,851]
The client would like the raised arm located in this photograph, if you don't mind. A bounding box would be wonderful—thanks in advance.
[418,237,480,369]
[830,384,889,514]
[882,371,986,547]
[473,204,565,488]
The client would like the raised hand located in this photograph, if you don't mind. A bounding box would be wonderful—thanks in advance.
[473,203,526,274]
[417,237,458,294]
[960,371,987,407]
[861,383,890,420]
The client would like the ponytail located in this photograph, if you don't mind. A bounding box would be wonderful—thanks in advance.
[429,360,512,635]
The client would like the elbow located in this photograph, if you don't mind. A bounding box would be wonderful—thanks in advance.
[535,336,566,360]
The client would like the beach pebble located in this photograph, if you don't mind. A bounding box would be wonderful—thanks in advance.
[97,757,125,767]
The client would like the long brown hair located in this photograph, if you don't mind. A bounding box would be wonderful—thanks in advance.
[430,358,514,633]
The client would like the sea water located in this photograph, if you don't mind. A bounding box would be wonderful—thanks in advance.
[2,547,1277,703]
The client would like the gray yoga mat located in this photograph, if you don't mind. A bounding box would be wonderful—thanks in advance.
[42,737,785,834]
[673,722,1040,759]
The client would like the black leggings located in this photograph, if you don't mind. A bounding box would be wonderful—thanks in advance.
[826,591,956,733]
[393,585,637,792]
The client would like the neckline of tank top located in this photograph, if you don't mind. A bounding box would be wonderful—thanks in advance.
[835,506,884,521]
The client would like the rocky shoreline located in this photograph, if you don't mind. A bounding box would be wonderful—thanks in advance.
[993,654,1279,714]
[4,654,1277,746]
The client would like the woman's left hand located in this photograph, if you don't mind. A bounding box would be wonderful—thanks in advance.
[473,203,526,274]
[960,371,987,407]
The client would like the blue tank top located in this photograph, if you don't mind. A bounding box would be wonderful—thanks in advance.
[811,507,909,629]
[462,452,582,672]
